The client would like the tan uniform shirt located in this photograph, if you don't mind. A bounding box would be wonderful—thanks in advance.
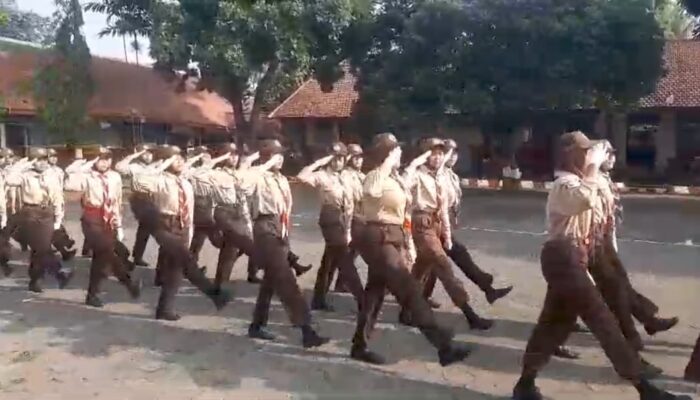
[251,170,293,237]
[0,175,6,226]
[65,169,124,228]
[5,168,64,224]
[404,165,451,243]
[444,168,462,209]
[362,165,408,226]
[298,168,354,212]
[132,171,195,244]
[188,167,257,206]
[341,168,365,218]
[546,171,605,242]
[115,159,156,194]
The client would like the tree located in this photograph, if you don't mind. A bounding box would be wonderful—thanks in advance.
[84,0,154,65]
[341,0,665,137]
[656,0,698,38]
[0,0,54,43]
[99,0,360,141]
[33,0,94,142]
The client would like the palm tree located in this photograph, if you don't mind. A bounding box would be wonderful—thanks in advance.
[84,0,152,64]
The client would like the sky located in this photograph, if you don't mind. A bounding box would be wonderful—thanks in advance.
[17,0,154,64]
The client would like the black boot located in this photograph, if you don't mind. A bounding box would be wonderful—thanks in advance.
[247,274,262,284]
[426,298,441,309]
[155,309,181,321]
[644,317,679,336]
[398,309,417,327]
[133,259,149,267]
[485,285,513,304]
[553,346,580,360]
[512,376,542,400]
[28,280,43,293]
[311,296,335,312]
[61,249,77,262]
[248,324,276,341]
[301,325,329,348]
[438,342,472,366]
[85,294,104,308]
[56,268,74,289]
[641,358,663,379]
[636,379,692,400]
[462,304,494,331]
[127,278,142,299]
[207,288,232,310]
[289,253,313,276]
[350,346,386,365]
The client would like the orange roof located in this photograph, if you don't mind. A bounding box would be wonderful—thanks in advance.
[271,41,700,119]
[0,50,234,130]
[641,40,700,108]
[269,66,358,119]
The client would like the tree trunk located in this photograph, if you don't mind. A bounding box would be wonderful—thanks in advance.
[249,59,280,138]
[133,35,140,66]
[122,36,128,63]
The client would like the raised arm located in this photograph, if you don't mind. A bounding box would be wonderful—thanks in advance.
[297,155,334,187]
[114,150,146,176]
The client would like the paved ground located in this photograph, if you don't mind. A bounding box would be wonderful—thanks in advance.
[0,188,698,400]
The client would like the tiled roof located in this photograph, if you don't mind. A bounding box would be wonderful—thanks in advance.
[268,67,358,119]
[271,41,700,119]
[640,40,700,108]
[0,50,234,131]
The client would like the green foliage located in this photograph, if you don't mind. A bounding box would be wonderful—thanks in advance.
[656,0,698,38]
[341,0,665,131]
[0,0,54,43]
[99,0,358,137]
[33,0,93,142]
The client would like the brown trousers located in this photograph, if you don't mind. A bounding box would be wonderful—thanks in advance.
[152,215,216,315]
[602,240,660,323]
[81,214,134,295]
[522,238,642,382]
[189,196,222,262]
[130,193,157,262]
[9,206,64,283]
[213,205,256,290]
[685,334,700,381]
[251,215,311,328]
[352,223,452,351]
[589,238,643,349]
[312,205,364,306]
[411,211,470,309]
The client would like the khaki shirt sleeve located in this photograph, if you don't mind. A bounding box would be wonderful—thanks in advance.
[550,176,599,216]
[0,177,6,226]
[235,166,264,197]
[297,169,324,188]
[64,172,89,192]
[132,173,165,194]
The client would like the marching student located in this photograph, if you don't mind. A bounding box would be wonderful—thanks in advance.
[131,145,231,321]
[3,148,74,292]
[64,147,142,307]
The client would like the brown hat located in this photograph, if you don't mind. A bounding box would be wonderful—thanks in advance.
[371,132,400,153]
[155,145,182,160]
[444,139,457,151]
[347,144,363,156]
[258,139,284,158]
[135,143,156,152]
[419,137,446,154]
[329,142,348,157]
[28,147,48,160]
[559,131,601,152]
[0,148,14,158]
[47,148,58,157]
[217,142,238,155]
[83,146,113,160]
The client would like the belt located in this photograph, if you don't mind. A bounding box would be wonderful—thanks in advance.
[23,203,50,209]
[365,221,402,228]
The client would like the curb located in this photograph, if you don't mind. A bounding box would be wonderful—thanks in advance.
[460,179,700,197]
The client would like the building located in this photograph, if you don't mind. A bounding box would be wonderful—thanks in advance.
[0,37,235,156]
[270,40,700,184]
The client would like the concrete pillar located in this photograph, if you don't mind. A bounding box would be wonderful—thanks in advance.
[655,111,677,172]
[611,113,628,167]
[0,123,6,148]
